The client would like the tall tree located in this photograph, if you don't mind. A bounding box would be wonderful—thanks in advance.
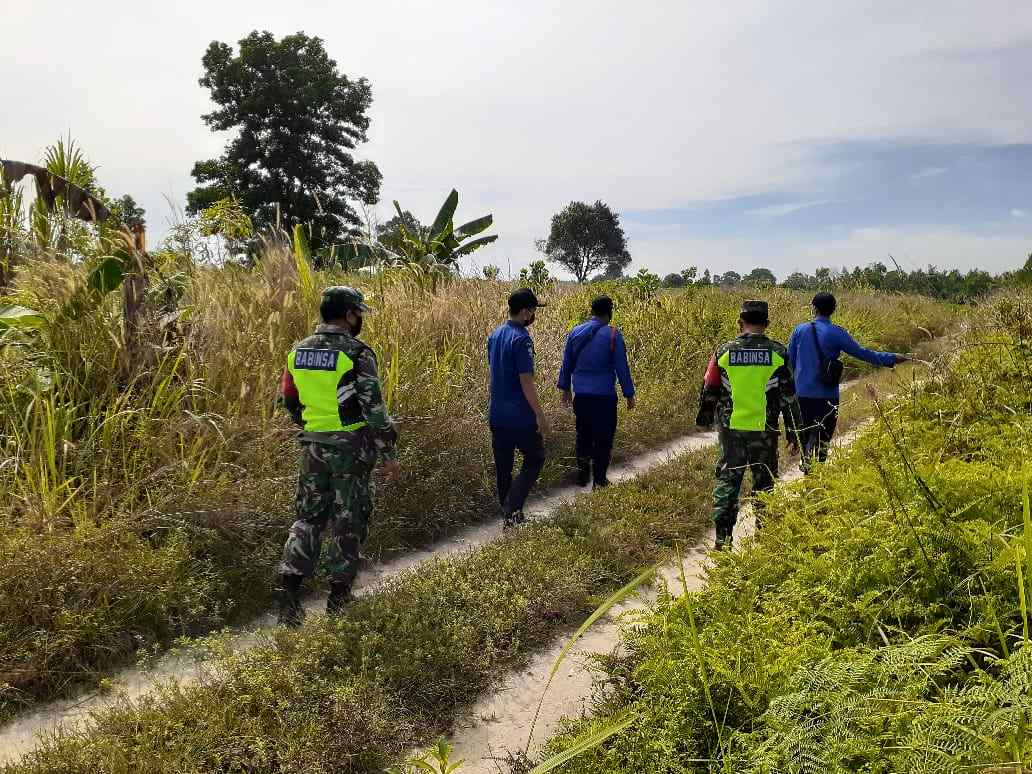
[743,266,777,285]
[187,31,381,255]
[537,200,630,282]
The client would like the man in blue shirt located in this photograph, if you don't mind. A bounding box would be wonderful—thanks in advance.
[557,295,635,489]
[787,292,907,471]
[487,288,548,528]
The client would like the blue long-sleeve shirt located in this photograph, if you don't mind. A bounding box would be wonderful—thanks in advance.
[557,319,635,398]
[787,315,896,400]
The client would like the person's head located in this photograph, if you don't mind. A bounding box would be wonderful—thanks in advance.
[508,287,546,326]
[738,299,769,333]
[320,286,370,335]
[812,292,837,318]
[590,295,614,322]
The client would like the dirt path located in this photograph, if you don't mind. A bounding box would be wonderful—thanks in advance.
[446,426,867,773]
[0,429,719,764]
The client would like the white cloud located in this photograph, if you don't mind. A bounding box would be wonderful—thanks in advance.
[3,0,1032,271]
[1012,208,1027,218]
[746,200,832,218]
[911,166,949,179]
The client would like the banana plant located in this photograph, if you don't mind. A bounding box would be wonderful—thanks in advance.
[388,189,497,268]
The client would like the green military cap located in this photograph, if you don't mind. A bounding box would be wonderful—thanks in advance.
[321,286,370,312]
[740,299,769,324]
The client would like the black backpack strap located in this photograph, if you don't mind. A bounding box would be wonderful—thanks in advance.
[809,321,827,365]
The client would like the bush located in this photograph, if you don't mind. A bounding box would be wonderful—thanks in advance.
[541,291,1032,773]
[0,248,955,713]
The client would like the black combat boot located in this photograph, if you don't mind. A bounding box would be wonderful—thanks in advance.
[277,573,305,628]
[576,457,591,487]
[714,524,734,551]
[326,580,354,617]
[502,508,526,531]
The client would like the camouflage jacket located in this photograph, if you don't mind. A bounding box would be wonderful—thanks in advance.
[280,324,398,461]
[695,332,803,437]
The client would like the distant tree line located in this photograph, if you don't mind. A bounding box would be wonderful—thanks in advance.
[659,256,1032,303]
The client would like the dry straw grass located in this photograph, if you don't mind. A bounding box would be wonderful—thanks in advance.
[0,244,954,714]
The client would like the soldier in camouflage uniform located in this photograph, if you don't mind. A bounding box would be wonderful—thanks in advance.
[696,300,802,550]
[276,286,400,627]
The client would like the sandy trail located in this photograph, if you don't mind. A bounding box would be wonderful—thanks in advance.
[0,429,718,764]
[446,426,867,773]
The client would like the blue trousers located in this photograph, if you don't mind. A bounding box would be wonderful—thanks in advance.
[490,425,545,517]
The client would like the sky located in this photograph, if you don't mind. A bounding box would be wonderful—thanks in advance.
[3,0,1031,280]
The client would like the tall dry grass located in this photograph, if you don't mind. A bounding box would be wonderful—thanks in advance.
[0,243,955,714]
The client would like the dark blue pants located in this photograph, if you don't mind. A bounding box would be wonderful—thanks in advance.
[574,394,619,485]
[798,397,838,469]
[490,425,545,517]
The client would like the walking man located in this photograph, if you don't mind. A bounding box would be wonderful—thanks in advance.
[487,287,548,529]
[787,292,907,472]
[696,300,802,550]
[557,295,635,489]
[277,286,400,627]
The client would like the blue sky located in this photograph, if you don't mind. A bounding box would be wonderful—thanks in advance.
[626,141,1032,245]
[3,1,1031,279]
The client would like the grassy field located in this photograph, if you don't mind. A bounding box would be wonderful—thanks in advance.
[0,247,954,717]
[539,290,1032,773]
[0,316,940,773]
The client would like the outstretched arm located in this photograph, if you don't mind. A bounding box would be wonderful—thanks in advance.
[834,327,898,368]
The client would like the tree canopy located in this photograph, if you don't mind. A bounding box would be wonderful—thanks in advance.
[537,200,631,282]
[376,210,422,258]
[186,31,381,256]
[743,266,777,285]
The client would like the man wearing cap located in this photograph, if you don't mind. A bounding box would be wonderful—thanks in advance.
[787,292,907,472]
[276,286,400,627]
[487,287,547,528]
[696,300,803,549]
[557,295,636,489]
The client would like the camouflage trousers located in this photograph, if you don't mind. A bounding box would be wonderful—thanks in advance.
[712,429,779,531]
[278,441,374,585]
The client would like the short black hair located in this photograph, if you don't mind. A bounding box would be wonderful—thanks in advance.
[320,295,354,322]
[508,287,545,315]
[590,295,614,318]
[812,292,837,317]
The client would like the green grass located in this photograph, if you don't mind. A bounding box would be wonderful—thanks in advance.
[0,333,940,773]
[0,245,955,715]
[538,290,1032,773]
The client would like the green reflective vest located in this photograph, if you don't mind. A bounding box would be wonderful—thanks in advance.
[717,346,786,432]
[286,347,367,433]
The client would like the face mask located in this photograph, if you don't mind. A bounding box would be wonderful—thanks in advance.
[349,312,364,336]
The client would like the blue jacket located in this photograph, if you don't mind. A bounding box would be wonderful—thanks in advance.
[787,316,896,400]
[557,318,635,398]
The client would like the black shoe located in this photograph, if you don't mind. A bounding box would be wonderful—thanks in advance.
[576,458,591,487]
[714,525,734,551]
[592,479,610,490]
[502,509,526,531]
[277,573,305,628]
[326,580,354,617]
